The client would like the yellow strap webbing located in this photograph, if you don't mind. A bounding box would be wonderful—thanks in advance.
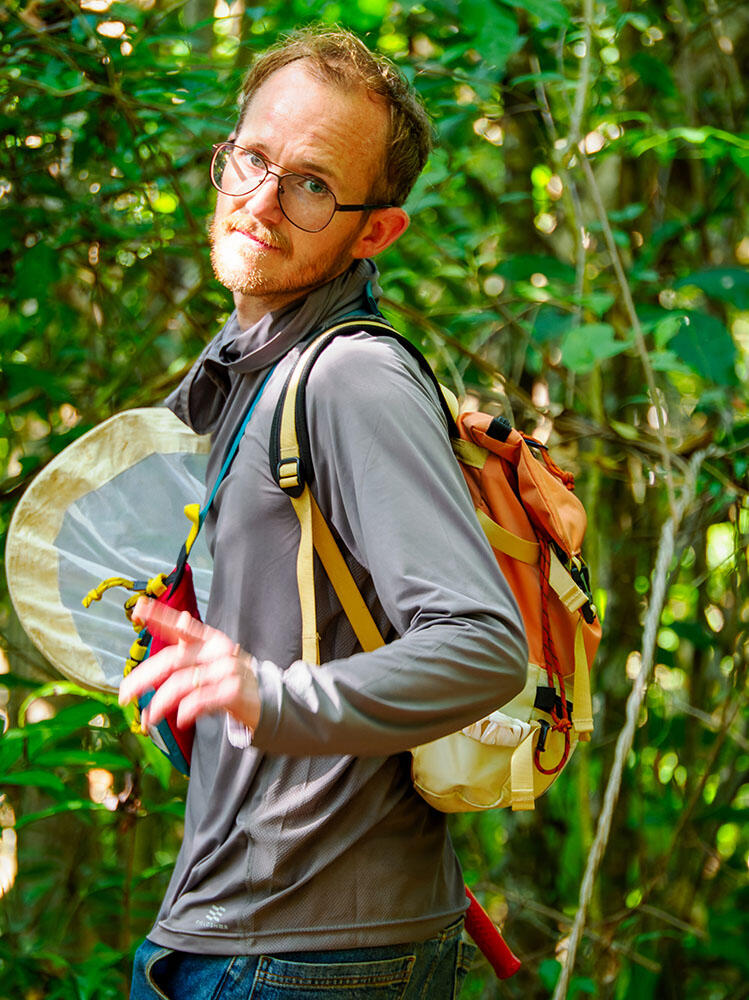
[289,487,320,665]
[279,324,396,664]
[278,323,394,487]
[310,494,385,654]
[440,383,459,421]
[289,486,387,662]
[476,509,540,565]
[548,549,589,613]
[571,618,594,738]
[277,332,332,663]
[452,438,488,470]
[277,330,331,489]
[510,724,539,811]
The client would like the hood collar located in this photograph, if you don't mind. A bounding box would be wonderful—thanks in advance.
[166,259,382,434]
[207,258,382,376]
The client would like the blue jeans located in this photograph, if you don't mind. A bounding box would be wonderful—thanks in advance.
[130,919,476,999]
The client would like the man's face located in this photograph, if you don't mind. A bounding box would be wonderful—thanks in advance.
[209,60,390,316]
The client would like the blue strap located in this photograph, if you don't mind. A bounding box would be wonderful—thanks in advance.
[195,300,381,532]
[198,364,277,529]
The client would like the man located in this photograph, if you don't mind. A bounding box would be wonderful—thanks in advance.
[121,26,527,1000]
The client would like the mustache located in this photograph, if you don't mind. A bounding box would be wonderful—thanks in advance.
[222,212,289,252]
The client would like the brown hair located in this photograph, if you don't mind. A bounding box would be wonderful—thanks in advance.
[237,26,433,206]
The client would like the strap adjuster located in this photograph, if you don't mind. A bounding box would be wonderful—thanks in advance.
[277,457,302,492]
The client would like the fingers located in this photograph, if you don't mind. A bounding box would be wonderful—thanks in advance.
[142,655,260,733]
[174,672,247,730]
[121,599,232,706]
[140,649,241,729]
[119,639,201,707]
[133,597,211,645]
[118,608,262,733]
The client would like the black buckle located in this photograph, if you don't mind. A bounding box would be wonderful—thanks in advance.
[534,686,572,718]
[537,719,551,753]
[487,415,512,441]
[277,457,302,491]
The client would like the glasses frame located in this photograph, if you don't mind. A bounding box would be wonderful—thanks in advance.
[210,142,395,233]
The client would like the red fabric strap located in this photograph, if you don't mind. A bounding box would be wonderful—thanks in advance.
[464,885,521,979]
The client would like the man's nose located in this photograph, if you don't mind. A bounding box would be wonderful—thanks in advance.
[242,171,283,225]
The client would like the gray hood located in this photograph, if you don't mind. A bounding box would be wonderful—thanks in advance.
[165,258,382,435]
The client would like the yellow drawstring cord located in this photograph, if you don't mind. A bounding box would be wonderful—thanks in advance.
[123,635,150,732]
[82,577,136,608]
[83,571,168,734]
[82,504,199,735]
[183,503,201,556]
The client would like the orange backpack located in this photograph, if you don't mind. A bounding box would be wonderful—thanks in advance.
[413,409,601,811]
[270,316,602,814]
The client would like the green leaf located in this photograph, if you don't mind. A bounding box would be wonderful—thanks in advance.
[650,349,696,375]
[510,71,565,86]
[498,254,576,284]
[674,268,749,310]
[652,312,685,348]
[1,770,67,792]
[616,11,650,33]
[146,798,188,818]
[531,306,576,343]
[458,0,521,70]
[673,126,710,144]
[608,202,645,223]
[0,740,25,774]
[577,291,616,318]
[33,749,132,770]
[629,53,677,98]
[561,323,633,373]
[19,691,118,729]
[135,733,177,789]
[668,620,714,649]
[12,799,107,830]
[669,312,738,385]
[609,419,641,441]
[18,681,118,724]
[539,958,561,989]
[2,363,72,404]
[499,0,570,26]
[570,977,597,997]
[728,145,749,176]
[13,243,60,301]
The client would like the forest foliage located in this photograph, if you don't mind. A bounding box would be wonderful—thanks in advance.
[1,0,748,997]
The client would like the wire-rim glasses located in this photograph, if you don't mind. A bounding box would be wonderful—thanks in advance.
[210,143,394,233]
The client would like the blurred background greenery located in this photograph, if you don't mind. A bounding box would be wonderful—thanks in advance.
[1,0,747,996]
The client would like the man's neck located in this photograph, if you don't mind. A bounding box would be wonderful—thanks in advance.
[234,291,292,331]
[232,262,359,331]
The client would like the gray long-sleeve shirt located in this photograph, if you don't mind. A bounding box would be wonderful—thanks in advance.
[150,259,527,954]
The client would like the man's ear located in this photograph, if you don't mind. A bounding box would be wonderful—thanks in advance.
[351,207,410,259]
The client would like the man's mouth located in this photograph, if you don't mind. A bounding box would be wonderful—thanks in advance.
[228,222,284,251]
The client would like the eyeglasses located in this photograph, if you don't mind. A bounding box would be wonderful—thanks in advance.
[210,142,394,233]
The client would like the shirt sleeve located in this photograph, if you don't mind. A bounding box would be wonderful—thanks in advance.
[251,333,528,756]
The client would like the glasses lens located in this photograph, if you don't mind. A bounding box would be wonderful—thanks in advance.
[211,145,338,232]
[212,145,265,196]
[277,174,336,232]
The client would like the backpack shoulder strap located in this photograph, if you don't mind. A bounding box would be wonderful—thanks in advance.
[268,316,457,498]
[268,315,453,663]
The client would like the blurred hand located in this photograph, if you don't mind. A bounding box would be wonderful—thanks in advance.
[118,597,261,733]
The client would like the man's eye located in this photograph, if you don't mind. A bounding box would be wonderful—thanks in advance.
[301,177,329,198]
[233,149,265,171]
[235,150,266,171]
[247,152,266,170]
